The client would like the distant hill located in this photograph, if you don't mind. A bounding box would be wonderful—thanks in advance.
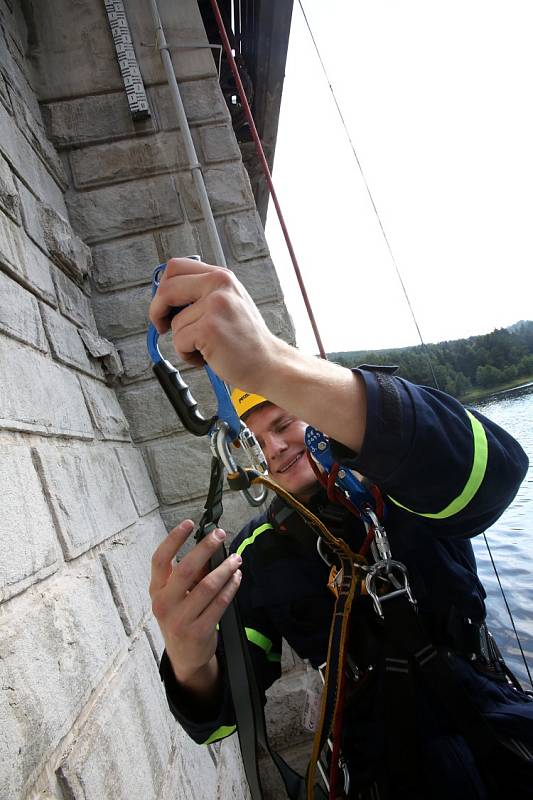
[328,321,533,400]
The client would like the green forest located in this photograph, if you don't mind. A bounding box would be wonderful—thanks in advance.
[329,320,533,401]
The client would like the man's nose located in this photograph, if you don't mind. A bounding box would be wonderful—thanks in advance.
[264,431,287,460]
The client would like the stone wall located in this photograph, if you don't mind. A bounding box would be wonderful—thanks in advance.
[0,1,314,797]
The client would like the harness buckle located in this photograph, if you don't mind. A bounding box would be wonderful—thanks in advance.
[365,560,417,618]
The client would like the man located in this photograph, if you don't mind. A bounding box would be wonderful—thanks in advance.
[149,258,532,798]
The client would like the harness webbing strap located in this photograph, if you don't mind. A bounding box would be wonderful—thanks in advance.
[198,459,326,800]
[241,472,367,800]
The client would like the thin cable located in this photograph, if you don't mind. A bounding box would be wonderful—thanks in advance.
[299,0,531,685]
[482,532,533,688]
[209,0,328,360]
[297,0,439,387]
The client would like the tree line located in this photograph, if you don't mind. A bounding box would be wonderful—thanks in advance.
[329,320,533,400]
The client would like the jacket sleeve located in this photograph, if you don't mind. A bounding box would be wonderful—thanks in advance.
[159,521,282,745]
[332,367,529,538]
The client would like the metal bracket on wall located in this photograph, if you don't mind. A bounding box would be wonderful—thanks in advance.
[104,0,151,120]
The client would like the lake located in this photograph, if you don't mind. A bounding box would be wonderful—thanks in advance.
[471,383,533,688]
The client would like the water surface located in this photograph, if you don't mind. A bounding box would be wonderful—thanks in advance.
[471,384,533,687]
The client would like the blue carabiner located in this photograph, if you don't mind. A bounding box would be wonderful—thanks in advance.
[147,261,241,440]
[305,426,378,518]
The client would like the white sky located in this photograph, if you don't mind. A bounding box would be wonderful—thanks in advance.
[264,0,533,355]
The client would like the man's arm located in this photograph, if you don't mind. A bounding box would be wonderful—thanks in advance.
[148,257,367,452]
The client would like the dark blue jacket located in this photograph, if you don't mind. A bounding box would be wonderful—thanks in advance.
[160,368,532,798]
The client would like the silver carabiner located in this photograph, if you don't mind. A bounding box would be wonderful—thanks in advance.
[365,560,417,618]
[211,420,268,508]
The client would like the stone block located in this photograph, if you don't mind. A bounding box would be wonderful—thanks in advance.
[0,21,40,120]
[9,89,68,190]
[0,335,93,438]
[41,91,155,149]
[39,303,99,374]
[91,283,152,340]
[117,380,181,442]
[156,222,200,262]
[265,669,314,750]
[69,131,188,189]
[143,433,213,506]
[100,513,167,635]
[260,302,296,345]
[0,153,20,222]
[92,233,159,291]
[0,204,25,274]
[231,258,282,305]
[33,443,138,560]
[215,736,251,800]
[79,376,130,441]
[0,204,56,304]
[0,72,10,111]
[115,333,154,383]
[0,270,48,351]
[19,234,57,305]
[0,100,66,213]
[57,637,174,800]
[39,203,93,283]
[144,615,165,665]
[0,560,126,800]
[15,175,42,244]
[179,163,255,221]
[224,210,270,262]
[127,0,217,85]
[66,175,184,244]
[52,267,97,330]
[0,443,60,603]
[79,328,124,380]
[197,123,241,164]
[115,445,159,516]
[29,0,124,102]
[162,726,219,800]
[148,78,230,130]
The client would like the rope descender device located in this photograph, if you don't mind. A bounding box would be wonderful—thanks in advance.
[305,425,416,619]
[147,260,268,511]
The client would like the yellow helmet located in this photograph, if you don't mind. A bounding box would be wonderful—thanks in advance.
[231,387,270,420]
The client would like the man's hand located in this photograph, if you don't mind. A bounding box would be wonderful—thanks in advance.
[150,519,242,695]
[149,257,279,391]
[148,257,367,453]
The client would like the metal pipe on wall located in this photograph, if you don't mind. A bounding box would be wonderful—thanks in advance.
[148,0,227,266]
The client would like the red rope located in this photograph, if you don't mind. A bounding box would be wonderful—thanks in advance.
[209,0,327,360]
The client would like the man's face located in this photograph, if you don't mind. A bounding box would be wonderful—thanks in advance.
[245,404,319,501]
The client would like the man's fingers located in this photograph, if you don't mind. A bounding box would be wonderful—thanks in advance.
[165,529,231,602]
[195,569,243,635]
[150,520,195,595]
[180,553,243,623]
[149,259,230,334]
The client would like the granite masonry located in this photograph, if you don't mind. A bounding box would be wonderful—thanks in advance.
[0,1,313,798]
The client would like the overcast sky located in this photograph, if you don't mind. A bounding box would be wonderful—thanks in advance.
[264,0,533,355]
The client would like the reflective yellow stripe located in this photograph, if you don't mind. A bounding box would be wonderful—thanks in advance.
[236,523,273,557]
[202,724,236,745]
[245,627,281,662]
[388,410,488,519]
